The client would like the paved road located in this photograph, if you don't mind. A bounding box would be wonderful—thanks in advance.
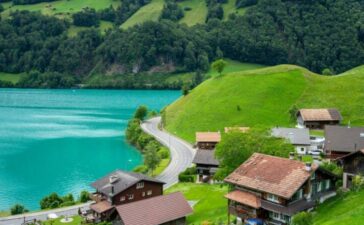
[141,117,195,188]
[0,117,195,225]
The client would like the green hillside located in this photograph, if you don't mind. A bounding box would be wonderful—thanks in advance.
[0,72,24,84]
[177,0,207,26]
[313,190,364,225]
[164,65,364,142]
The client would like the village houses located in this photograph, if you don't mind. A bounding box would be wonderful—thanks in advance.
[297,109,342,129]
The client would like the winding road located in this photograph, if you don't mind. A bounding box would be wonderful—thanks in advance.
[0,117,195,225]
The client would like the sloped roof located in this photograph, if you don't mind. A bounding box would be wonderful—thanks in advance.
[91,170,164,197]
[298,109,342,121]
[224,127,250,133]
[272,127,310,145]
[224,153,318,199]
[192,149,220,166]
[325,125,364,153]
[90,201,113,213]
[116,192,193,225]
[225,190,261,208]
[196,132,221,142]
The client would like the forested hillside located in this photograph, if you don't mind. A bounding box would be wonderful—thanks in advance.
[0,0,363,88]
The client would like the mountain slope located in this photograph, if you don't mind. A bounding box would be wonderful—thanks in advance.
[164,65,364,142]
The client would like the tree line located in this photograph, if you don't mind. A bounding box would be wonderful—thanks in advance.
[0,0,363,88]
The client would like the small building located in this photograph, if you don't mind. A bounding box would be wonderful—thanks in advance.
[195,132,221,150]
[271,127,311,155]
[224,127,250,133]
[224,153,338,225]
[114,192,193,225]
[324,125,364,159]
[336,149,364,189]
[88,170,165,222]
[297,109,342,129]
[193,149,220,183]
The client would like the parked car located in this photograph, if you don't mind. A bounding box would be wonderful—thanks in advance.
[245,218,267,225]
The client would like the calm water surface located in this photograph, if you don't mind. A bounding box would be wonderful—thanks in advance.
[0,88,179,210]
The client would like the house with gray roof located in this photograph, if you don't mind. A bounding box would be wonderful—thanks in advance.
[272,127,311,154]
[193,149,220,183]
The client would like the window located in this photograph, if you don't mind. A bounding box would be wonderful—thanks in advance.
[120,196,125,202]
[292,189,303,201]
[317,182,322,192]
[147,190,152,196]
[269,212,288,223]
[325,180,330,190]
[311,173,316,180]
[136,182,144,189]
[128,194,134,200]
[267,194,279,203]
[142,192,145,197]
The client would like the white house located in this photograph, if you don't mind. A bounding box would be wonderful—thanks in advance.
[272,127,311,154]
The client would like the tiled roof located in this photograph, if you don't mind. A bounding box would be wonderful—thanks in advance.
[116,192,193,225]
[224,127,250,133]
[192,149,220,166]
[224,153,317,199]
[91,170,164,197]
[225,190,261,208]
[271,127,310,145]
[90,201,113,213]
[298,109,342,121]
[196,132,221,142]
[325,125,364,153]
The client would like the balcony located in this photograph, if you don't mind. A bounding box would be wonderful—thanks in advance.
[261,199,315,216]
[90,192,106,203]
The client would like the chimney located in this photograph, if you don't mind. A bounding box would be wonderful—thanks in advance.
[305,162,312,172]
[289,152,295,160]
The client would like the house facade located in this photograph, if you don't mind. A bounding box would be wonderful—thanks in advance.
[271,127,311,155]
[324,125,364,159]
[193,149,220,183]
[297,109,342,129]
[88,170,164,221]
[195,132,221,150]
[336,149,364,189]
[224,153,337,225]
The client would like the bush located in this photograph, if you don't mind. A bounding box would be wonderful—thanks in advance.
[133,165,149,174]
[79,190,90,203]
[40,193,63,209]
[178,174,195,182]
[134,105,148,120]
[59,201,75,207]
[322,68,334,76]
[158,147,170,159]
[10,204,28,215]
[320,162,343,176]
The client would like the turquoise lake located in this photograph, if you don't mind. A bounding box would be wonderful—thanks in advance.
[0,88,180,211]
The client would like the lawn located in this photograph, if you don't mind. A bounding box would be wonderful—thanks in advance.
[222,0,247,20]
[42,215,83,225]
[121,0,164,29]
[0,72,23,84]
[67,21,114,37]
[313,189,364,225]
[178,0,207,26]
[165,65,364,142]
[166,183,228,224]
[0,211,10,217]
[0,0,120,19]
[153,147,171,177]
[207,59,266,77]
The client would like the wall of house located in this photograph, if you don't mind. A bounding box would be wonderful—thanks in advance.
[343,154,364,175]
[197,142,218,150]
[112,181,163,205]
[295,145,308,155]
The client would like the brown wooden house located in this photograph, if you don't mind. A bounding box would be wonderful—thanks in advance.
[195,132,221,150]
[88,170,165,222]
[114,192,193,225]
[192,149,220,183]
[324,125,364,159]
[224,153,338,225]
[336,149,364,189]
[297,109,342,129]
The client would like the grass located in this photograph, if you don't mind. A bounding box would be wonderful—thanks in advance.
[165,64,364,142]
[310,130,325,137]
[153,147,171,177]
[0,0,120,19]
[42,215,83,225]
[313,189,364,225]
[121,0,164,29]
[222,0,247,20]
[207,59,266,77]
[0,72,23,84]
[166,183,228,224]
[67,21,114,37]
[0,211,10,217]
[178,0,207,26]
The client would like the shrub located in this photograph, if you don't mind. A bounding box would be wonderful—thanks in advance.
[178,174,195,182]
[10,204,28,215]
[158,147,170,159]
[62,193,74,203]
[134,105,148,120]
[352,175,364,191]
[79,190,90,203]
[59,201,75,207]
[322,68,334,76]
[133,165,148,174]
[320,162,343,176]
[40,193,63,209]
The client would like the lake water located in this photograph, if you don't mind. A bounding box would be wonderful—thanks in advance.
[0,88,180,211]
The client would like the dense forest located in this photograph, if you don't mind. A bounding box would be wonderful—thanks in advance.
[0,0,363,88]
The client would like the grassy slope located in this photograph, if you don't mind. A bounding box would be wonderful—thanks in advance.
[313,190,364,225]
[0,0,120,19]
[165,65,364,142]
[67,20,114,37]
[0,72,23,84]
[222,0,246,20]
[121,0,164,29]
[178,0,207,26]
[166,183,228,224]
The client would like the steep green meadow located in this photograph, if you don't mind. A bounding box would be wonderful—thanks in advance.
[177,0,207,26]
[165,65,364,142]
[0,72,23,84]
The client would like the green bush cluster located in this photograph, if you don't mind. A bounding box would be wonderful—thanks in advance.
[39,190,90,209]
[178,166,196,182]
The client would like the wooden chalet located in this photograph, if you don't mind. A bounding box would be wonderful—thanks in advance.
[336,149,364,189]
[87,170,164,222]
[224,153,338,225]
[297,109,342,129]
[324,125,364,159]
[114,192,193,225]
[192,149,220,183]
[195,132,221,150]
